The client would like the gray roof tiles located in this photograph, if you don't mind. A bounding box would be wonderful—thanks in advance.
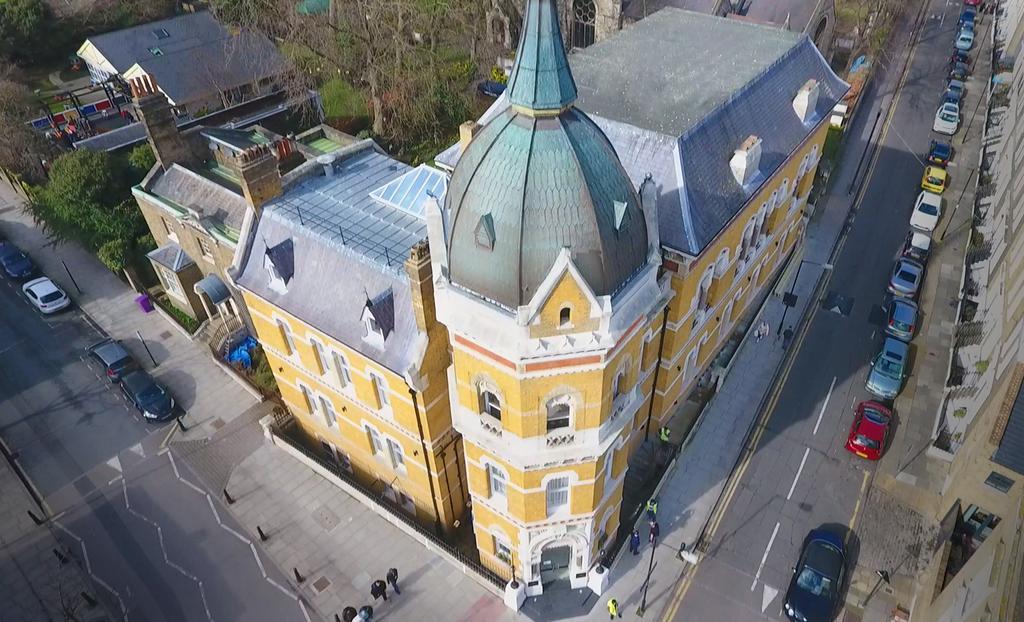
[147,243,194,272]
[148,164,250,233]
[236,144,425,374]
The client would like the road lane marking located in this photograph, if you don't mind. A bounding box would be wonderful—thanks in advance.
[762,584,780,613]
[814,376,837,435]
[846,469,871,548]
[751,521,781,591]
[787,448,811,501]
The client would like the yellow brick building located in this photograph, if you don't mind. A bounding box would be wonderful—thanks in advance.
[430,2,847,596]
[233,141,466,535]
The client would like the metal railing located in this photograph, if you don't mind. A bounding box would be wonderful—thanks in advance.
[276,425,511,589]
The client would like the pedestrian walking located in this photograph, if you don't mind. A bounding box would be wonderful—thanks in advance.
[782,326,794,350]
[607,597,622,619]
[649,519,660,544]
[386,567,400,595]
[358,605,374,621]
[629,529,641,555]
[645,497,658,522]
[342,606,358,622]
[370,578,388,602]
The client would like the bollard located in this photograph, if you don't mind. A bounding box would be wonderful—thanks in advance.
[294,568,305,583]
[257,525,268,541]
[53,549,69,565]
[80,592,97,607]
[27,510,44,525]
[223,488,235,505]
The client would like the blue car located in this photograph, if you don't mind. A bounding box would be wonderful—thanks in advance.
[866,338,909,400]
[956,29,975,51]
[0,243,35,280]
[784,530,847,622]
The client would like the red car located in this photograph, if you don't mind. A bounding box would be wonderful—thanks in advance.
[964,0,981,6]
[845,401,892,460]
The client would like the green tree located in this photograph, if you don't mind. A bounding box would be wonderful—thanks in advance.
[0,0,48,63]
[127,143,156,173]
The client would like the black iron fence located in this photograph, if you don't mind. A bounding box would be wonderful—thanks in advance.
[275,424,511,590]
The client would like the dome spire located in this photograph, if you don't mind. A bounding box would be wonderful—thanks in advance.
[506,0,578,114]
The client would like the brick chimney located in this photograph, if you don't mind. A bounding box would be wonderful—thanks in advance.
[459,121,481,154]
[130,76,195,171]
[235,144,282,211]
[405,240,436,332]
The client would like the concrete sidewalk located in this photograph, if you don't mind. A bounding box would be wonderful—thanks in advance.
[0,181,256,442]
[0,452,112,621]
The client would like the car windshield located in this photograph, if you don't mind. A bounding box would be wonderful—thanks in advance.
[877,356,902,378]
[2,253,25,265]
[919,204,939,216]
[897,269,918,283]
[796,567,835,597]
[941,110,958,122]
[864,408,889,425]
[138,384,165,402]
[927,175,943,185]
[40,291,64,303]
[853,433,880,449]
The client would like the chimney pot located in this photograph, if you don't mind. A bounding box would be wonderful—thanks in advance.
[459,121,481,153]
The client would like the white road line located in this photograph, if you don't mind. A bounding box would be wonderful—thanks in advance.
[53,519,129,620]
[751,522,781,591]
[787,448,811,501]
[813,376,837,435]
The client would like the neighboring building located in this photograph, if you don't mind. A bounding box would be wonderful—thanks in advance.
[128,76,354,334]
[233,139,466,535]
[910,5,1024,619]
[432,2,845,594]
[77,11,286,117]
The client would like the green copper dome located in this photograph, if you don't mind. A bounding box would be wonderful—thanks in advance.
[444,107,649,310]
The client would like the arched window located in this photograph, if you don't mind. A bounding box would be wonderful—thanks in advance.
[612,371,626,399]
[696,268,714,312]
[813,16,829,47]
[546,398,571,431]
[559,306,572,328]
[545,475,570,516]
[480,389,502,421]
[571,0,596,49]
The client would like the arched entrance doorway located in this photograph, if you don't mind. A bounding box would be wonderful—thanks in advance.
[539,542,572,589]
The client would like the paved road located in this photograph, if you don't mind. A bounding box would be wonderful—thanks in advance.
[0,255,312,620]
[670,0,968,619]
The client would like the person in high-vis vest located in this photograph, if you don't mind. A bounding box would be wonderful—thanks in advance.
[645,498,658,521]
[607,597,621,619]
[659,426,671,444]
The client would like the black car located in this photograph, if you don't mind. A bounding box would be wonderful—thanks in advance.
[783,530,847,622]
[949,62,969,81]
[119,370,175,422]
[87,338,139,382]
[927,140,952,167]
[949,49,969,68]
[0,243,34,280]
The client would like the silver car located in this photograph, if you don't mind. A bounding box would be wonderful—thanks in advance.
[866,338,909,400]
[888,258,924,299]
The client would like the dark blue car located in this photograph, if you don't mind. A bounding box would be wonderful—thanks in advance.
[784,530,846,622]
[0,243,35,280]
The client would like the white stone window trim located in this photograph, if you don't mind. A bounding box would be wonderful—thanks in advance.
[308,334,330,377]
[544,394,575,434]
[330,349,355,394]
[490,526,514,565]
[542,471,576,519]
[363,421,386,459]
[367,368,393,414]
[272,314,298,359]
[481,457,509,511]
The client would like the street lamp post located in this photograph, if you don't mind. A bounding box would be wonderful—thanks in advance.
[636,534,658,616]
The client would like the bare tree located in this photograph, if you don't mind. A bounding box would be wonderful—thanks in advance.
[0,75,57,185]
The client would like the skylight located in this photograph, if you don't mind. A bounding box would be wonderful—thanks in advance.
[368,164,447,218]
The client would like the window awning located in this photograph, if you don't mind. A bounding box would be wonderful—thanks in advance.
[194,273,231,305]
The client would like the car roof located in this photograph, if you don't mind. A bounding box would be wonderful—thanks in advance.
[91,339,131,364]
[911,231,931,249]
[121,370,156,392]
[0,243,22,259]
[892,298,918,317]
[917,190,942,206]
[930,140,952,152]
[25,278,59,296]
[898,257,924,273]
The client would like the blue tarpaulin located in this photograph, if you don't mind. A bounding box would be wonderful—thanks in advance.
[227,336,258,369]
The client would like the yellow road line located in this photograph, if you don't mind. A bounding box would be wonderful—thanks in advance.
[659,4,929,619]
[846,469,871,548]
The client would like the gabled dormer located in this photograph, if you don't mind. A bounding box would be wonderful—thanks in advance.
[362,288,395,349]
[264,238,294,294]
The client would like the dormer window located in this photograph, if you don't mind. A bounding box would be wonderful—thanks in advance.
[475,213,496,250]
[362,288,394,348]
[558,306,572,328]
[365,314,382,337]
[264,239,294,295]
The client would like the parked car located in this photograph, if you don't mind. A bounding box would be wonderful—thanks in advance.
[0,245,35,280]
[477,80,506,98]
[886,298,919,341]
[964,0,981,6]
[911,190,943,232]
[866,337,910,400]
[783,530,847,622]
[960,19,975,34]
[22,277,70,314]
[949,49,970,68]
[902,230,931,263]
[87,339,139,382]
[933,102,960,135]
[119,370,176,422]
[956,28,975,51]
[946,79,966,104]
[921,166,948,194]
[845,401,893,460]
[949,61,969,81]
[927,140,952,167]
[888,257,925,298]
[960,6,977,25]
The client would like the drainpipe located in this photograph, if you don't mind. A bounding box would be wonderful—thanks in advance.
[409,386,444,537]
[643,304,672,441]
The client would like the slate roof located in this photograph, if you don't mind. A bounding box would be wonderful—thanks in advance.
[83,12,285,106]
[147,164,250,232]
[741,0,826,32]
[236,144,425,374]
[621,1,723,26]
[437,8,847,256]
[148,243,194,272]
[993,377,1024,476]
